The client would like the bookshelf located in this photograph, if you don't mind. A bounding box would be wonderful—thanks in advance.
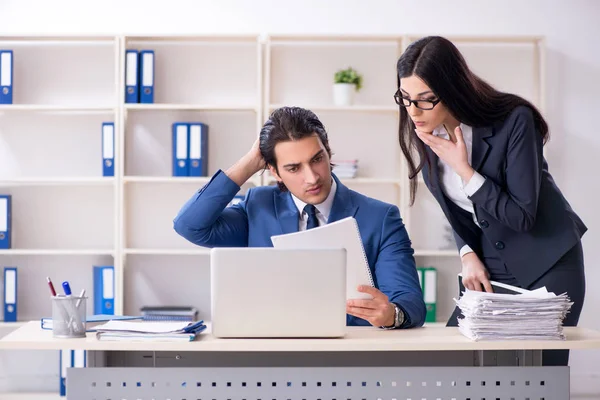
[0,33,544,395]
[0,32,545,321]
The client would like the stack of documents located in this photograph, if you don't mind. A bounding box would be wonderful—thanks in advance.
[332,160,358,178]
[94,320,206,342]
[454,287,573,341]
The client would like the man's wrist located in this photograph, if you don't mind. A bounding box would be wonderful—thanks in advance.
[381,303,404,329]
[384,303,396,327]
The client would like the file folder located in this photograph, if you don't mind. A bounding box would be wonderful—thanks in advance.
[0,195,11,249]
[423,267,437,323]
[172,123,189,176]
[125,50,139,103]
[0,50,13,104]
[93,266,114,315]
[139,50,154,103]
[188,123,208,177]
[58,348,86,397]
[416,267,424,293]
[3,267,17,322]
[73,349,86,368]
[102,123,115,177]
[59,349,71,396]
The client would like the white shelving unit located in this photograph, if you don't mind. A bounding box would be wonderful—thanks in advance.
[118,34,263,321]
[0,32,545,322]
[0,33,544,396]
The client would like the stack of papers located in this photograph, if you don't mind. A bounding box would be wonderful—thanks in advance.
[454,287,573,341]
[94,320,206,342]
[332,160,358,178]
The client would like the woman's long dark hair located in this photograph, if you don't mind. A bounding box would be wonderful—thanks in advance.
[397,36,549,205]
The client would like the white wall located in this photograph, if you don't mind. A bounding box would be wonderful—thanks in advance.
[1,0,599,395]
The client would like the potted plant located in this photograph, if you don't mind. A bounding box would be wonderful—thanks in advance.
[333,67,363,106]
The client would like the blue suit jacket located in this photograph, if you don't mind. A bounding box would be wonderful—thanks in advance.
[174,170,426,328]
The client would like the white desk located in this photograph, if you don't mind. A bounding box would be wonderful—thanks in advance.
[2,321,600,352]
[3,322,600,399]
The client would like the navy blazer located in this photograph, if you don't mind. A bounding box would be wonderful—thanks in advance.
[422,106,587,287]
[174,170,426,328]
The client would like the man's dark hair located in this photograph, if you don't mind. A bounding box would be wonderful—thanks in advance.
[259,106,333,191]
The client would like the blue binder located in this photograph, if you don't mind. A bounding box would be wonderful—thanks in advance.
[3,267,17,322]
[125,50,139,103]
[59,349,71,396]
[0,195,11,249]
[0,50,13,104]
[172,123,189,176]
[102,122,115,177]
[139,50,154,103]
[93,266,114,315]
[73,349,86,368]
[188,123,208,177]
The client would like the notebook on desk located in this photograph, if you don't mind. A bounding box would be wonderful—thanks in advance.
[271,216,374,300]
[94,320,206,342]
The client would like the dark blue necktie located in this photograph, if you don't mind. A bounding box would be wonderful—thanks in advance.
[304,204,319,230]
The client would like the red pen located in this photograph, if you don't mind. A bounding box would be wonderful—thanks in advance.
[46,277,57,297]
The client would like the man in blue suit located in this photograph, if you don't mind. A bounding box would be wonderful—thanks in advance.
[174,107,425,329]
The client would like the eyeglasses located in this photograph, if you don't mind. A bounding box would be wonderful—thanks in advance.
[394,89,441,110]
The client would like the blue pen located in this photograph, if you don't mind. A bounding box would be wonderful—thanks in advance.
[61,281,84,334]
[62,281,72,297]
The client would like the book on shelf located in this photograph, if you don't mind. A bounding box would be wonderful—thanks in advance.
[332,159,358,179]
[140,305,199,322]
[417,266,437,323]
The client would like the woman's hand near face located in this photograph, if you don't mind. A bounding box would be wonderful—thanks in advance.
[415,126,475,183]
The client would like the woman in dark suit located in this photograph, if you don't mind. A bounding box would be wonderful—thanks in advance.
[395,36,587,366]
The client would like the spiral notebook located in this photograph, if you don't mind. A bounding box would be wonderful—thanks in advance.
[271,216,374,300]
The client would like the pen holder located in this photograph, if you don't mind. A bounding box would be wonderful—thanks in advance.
[51,296,87,338]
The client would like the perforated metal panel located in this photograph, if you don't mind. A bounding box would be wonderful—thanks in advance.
[67,366,568,400]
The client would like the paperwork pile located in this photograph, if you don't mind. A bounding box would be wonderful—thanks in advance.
[94,320,206,342]
[454,287,573,341]
[332,160,358,179]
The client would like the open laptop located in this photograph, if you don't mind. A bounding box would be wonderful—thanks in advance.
[210,248,347,338]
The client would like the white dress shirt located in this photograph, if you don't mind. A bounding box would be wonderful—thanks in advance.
[432,124,486,257]
[292,178,337,231]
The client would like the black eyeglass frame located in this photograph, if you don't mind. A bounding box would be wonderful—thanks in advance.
[394,89,441,110]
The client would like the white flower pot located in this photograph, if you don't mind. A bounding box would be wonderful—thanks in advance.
[333,83,356,106]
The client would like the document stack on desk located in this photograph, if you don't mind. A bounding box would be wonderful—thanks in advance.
[94,320,206,342]
[454,287,573,341]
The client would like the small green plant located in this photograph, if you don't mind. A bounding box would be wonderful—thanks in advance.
[334,67,363,91]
